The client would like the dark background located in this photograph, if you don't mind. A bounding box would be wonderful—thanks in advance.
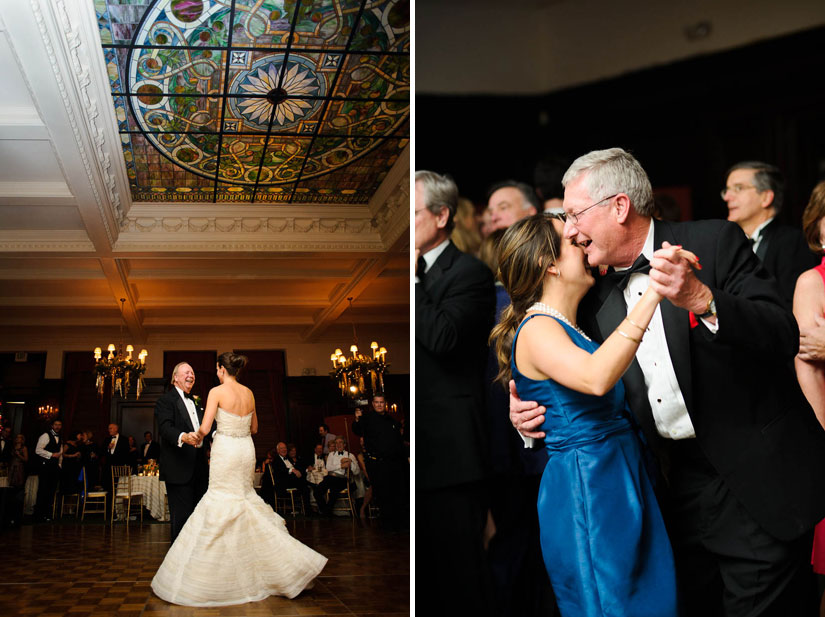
[416,25,825,226]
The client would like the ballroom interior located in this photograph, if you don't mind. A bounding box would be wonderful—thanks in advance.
[0,1,409,616]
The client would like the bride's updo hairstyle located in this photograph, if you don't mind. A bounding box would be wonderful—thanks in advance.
[489,213,563,386]
[218,352,248,377]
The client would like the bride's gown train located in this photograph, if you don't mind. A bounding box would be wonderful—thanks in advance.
[151,408,328,607]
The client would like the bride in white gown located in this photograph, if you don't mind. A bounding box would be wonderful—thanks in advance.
[151,353,328,607]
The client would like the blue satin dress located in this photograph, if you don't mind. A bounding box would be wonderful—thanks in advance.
[512,314,677,617]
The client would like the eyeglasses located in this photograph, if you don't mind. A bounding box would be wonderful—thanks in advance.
[564,193,618,225]
[720,184,758,199]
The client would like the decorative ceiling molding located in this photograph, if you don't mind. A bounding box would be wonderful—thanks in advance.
[0,230,95,252]
[26,0,122,245]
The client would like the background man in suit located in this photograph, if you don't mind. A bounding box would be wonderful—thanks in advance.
[415,170,496,616]
[723,160,817,308]
[155,362,209,543]
[510,148,825,616]
[105,423,130,466]
[486,180,540,232]
[139,431,159,464]
[33,418,62,522]
[270,441,310,512]
[353,394,408,531]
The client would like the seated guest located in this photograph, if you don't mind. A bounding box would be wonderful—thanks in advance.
[287,443,300,467]
[305,444,326,486]
[312,437,360,516]
[139,431,159,464]
[271,441,310,511]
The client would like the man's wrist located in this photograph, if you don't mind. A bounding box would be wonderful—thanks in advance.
[695,287,715,317]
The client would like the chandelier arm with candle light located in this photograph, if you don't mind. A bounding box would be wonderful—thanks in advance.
[93,299,148,399]
[330,298,389,399]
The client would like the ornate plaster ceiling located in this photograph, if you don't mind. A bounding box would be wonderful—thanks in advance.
[0,0,410,366]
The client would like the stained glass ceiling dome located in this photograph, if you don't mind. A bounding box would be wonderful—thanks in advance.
[95,0,410,203]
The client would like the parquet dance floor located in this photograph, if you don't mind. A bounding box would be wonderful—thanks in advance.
[0,518,409,617]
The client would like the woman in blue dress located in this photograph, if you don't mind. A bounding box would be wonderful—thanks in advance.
[490,214,678,617]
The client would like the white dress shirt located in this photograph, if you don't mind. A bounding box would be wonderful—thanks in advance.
[325,450,360,478]
[748,217,774,255]
[620,220,718,439]
[35,431,60,463]
[415,237,450,282]
[175,386,202,448]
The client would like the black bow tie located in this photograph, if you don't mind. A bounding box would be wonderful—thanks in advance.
[607,255,650,291]
[184,391,194,400]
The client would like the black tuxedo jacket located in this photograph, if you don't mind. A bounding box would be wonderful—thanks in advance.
[416,241,495,491]
[581,218,825,541]
[271,455,296,487]
[754,218,818,310]
[139,441,160,463]
[154,388,209,485]
[105,435,131,466]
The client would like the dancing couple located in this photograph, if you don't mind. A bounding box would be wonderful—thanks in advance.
[151,353,327,607]
[499,148,825,616]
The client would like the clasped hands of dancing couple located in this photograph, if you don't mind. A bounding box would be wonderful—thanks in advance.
[150,353,327,608]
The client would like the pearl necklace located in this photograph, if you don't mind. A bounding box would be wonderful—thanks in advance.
[526,302,592,341]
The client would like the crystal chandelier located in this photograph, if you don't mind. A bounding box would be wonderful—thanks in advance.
[330,298,388,399]
[94,298,148,399]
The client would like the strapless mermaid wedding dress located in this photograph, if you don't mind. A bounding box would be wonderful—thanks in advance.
[151,408,327,606]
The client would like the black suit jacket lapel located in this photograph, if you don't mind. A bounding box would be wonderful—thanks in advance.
[423,241,458,292]
[653,220,693,413]
[594,280,656,437]
[755,218,776,262]
[174,390,196,431]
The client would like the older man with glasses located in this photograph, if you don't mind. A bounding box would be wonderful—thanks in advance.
[511,148,825,617]
[722,161,816,308]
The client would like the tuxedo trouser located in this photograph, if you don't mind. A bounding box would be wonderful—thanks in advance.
[166,468,207,543]
[417,481,492,616]
[662,438,816,617]
[34,464,59,519]
[313,476,347,513]
[367,457,409,530]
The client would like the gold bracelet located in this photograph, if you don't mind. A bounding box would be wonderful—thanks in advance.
[617,329,642,344]
[625,317,648,333]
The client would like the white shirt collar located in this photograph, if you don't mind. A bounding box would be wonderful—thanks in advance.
[422,238,450,273]
[615,219,654,271]
[750,217,774,243]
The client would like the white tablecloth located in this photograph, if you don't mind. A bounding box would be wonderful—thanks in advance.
[115,475,167,521]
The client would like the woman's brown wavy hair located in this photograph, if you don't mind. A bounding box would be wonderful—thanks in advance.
[489,214,563,387]
[802,181,825,254]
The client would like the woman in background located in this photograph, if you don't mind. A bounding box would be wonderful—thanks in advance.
[792,180,825,616]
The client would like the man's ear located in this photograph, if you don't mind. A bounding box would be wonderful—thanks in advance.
[435,206,450,230]
[614,194,632,223]
[760,190,775,210]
